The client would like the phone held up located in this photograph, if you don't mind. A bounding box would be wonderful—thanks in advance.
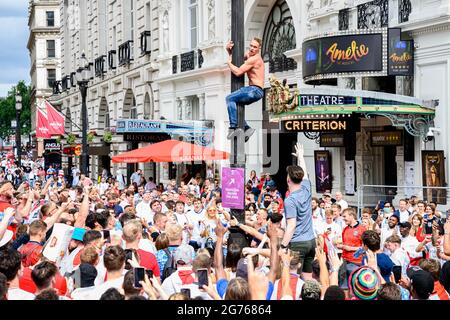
[392,265,402,284]
[133,267,145,288]
[181,288,191,299]
[196,268,208,288]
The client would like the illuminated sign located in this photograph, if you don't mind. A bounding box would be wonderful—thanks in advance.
[303,31,383,82]
[320,134,345,147]
[43,139,61,151]
[370,131,403,146]
[388,28,414,76]
[283,120,348,132]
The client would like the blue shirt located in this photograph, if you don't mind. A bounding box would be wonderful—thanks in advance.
[217,278,274,300]
[284,179,315,242]
[156,245,179,280]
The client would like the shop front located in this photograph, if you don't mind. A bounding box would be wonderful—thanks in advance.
[43,139,62,171]
[115,119,214,183]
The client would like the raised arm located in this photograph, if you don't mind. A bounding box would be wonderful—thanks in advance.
[74,186,90,228]
[230,217,264,242]
[214,220,228,280]
[291,143,308,180]
[44,201,71,231]
[0,207,15,242]
[267,222,279,283]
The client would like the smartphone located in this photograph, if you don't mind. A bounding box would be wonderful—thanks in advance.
[196,268,208,288]
[103,230,111,243]
[145,269,153,280]
[379,200,385,210]
[393,265,402,284]
[181,288,191,298]
[133,267,145,288]
[424,220,433,234]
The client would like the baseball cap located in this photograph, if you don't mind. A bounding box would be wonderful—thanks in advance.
[0,229,13,248]
[174,244,194,265]
[399,221,412,229]
[349,266,381,300]
[407,266,434,299]
[72,227,86,242]
[236,258,249,280]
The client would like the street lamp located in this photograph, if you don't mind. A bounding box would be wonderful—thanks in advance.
[15,93,22,167]
[75,52,92,175]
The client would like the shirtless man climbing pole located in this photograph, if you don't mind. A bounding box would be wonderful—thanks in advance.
[225,38,265,142]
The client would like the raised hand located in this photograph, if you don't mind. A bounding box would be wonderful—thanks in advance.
[291,142,304,160]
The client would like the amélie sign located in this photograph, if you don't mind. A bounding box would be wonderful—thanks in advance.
[303,32,383,81]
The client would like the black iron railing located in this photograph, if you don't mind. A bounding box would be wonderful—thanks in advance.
[95,55,107,77]
[108,50,117,70]
[172,50,204,74]
[118,40,134,66]
[399,0,412,23]
[140,31,151,55]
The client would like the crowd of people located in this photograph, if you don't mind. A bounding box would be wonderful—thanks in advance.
[1,144,450,301]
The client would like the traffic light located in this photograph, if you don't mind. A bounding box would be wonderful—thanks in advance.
[74,144,81,156]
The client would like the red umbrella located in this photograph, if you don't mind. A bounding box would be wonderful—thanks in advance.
[112,139,229,163]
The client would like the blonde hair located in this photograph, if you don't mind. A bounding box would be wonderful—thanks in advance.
[165,223,183,242]
[253,37,262,47]
[122,220,142,243]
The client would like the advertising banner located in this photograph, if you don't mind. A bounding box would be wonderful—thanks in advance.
[222,167,245,209]
[388,28,414,76]
[422,151,447,205]
[303,32,383,79]
[314,151,332,193]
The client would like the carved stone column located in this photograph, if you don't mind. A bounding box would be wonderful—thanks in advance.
[396,76,413,96]
[197,94,206,120]
[393,146,406,205]
[355,128,375,204]
[185,99,192,120]
[180,97,188,120]
[176,98,182,120]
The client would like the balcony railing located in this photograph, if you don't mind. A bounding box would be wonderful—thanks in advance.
[70,72,76,87]
[52,80,62,94]
[61,75,70,91]
[172,49,204,74]
[140,31,151,55]
[118,40,134,66]
[95,55,107,77]
[108,50,117,70]
[399,0,412,23]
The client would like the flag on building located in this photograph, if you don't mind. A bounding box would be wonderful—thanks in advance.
[36,108,51,138]
[45,100,65,135]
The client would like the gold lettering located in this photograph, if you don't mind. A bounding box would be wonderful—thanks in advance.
[390,52,412,62]
[326,40,370,63]
[330,121,338,130]
[303,121,312,131]
[338,121,346,130]
[312,121,320,131]
[285,121,292,131]
[293,121,300,131]
[320,122,327,131]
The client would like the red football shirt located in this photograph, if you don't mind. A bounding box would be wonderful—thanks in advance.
[19,267,67,296]
[137,249,160,277]
[342,222,366,265]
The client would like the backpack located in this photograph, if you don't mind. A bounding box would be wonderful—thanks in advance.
[162,249,177,282]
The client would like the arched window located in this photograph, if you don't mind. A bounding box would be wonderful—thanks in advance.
[262,0,297,73]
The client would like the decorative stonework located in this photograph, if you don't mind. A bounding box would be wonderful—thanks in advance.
[207,0,216,39]
[158,0,172,13]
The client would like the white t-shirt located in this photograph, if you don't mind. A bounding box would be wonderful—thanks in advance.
[270,276,304,300]
[186,209,206,243]
[320,221,343,253]
[7,288,35,300]
[389,248,410,276]
[336,199,348,210]
[88,276,124,300]
[70,286,96,300]
[380,226,398,250]
[399,210,410,223]
[401,235,422,259]
[136,201,154,224]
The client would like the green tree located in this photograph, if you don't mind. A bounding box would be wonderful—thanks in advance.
[0,81,32,140]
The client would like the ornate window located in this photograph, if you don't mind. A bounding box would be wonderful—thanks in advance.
[339,9,349,31]
[399,0,412,23]
[262,0,297,73]
[357,0,389,29]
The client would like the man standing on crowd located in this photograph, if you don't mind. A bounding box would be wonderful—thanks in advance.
[225,38,265,142]
[281,144,315,280]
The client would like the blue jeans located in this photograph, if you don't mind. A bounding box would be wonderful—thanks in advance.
[226,86,264,128]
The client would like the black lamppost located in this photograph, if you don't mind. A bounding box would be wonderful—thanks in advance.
[76,53,91,175]
[15,93,22,167]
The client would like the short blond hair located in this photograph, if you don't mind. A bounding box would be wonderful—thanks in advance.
[165,224,183,242]
[122,220,142,243]
[253,37,262,47]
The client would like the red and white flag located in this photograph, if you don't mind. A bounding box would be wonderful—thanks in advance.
[45,100,65,135]
[36,108,51,138]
